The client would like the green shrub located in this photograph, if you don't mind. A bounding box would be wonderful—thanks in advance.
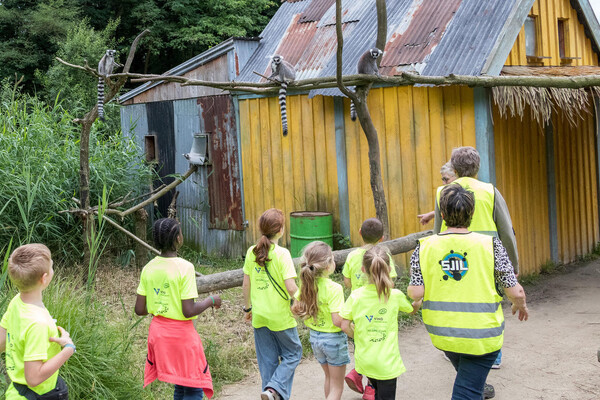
[0,81,152,261]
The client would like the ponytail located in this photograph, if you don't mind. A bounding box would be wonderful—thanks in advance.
[291,241,334,323]
[253,209,285,267]
[363,245,394,302]
[292,263,318,322]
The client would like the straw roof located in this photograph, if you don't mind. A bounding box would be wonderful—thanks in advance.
[492,66,600,126]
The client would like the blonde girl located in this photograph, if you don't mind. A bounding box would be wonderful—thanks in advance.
[340,246,417,400]
[242,209,302,400]
[292,241,350,400]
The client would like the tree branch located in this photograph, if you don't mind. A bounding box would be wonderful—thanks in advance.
[335,0,359,101]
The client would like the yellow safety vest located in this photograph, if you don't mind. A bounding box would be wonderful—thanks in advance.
[419,232,504,355]
[436,177,497,237]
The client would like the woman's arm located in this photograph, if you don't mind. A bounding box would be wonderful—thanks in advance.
[242,274,252,321]
[134,295,148,316]
[331,312,343,328]
[0,327,6,353]
[504,283,528,321]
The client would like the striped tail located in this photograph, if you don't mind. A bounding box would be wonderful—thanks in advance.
[97,77,105,121]
[350,100,357,121]
[279,83,289,136]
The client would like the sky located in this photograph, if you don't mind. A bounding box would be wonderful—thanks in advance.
[591,0,600,21]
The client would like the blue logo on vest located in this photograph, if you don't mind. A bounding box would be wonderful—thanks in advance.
[365,315,374,322]
[255,266,262,273]
[440,251,468,281]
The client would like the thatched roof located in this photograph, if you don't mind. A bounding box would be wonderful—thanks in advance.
[492,66,600,126]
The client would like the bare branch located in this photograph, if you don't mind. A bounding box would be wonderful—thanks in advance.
[253,71,280,84]
[56,57,100,78]
[335,0,359,101]
[123,29,150,74]
[102,214,160,255]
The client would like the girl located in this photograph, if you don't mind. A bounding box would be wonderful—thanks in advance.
[242,208,302,400]
[135,218,221,400]
[292,241,350,400]
[340,245,418,400]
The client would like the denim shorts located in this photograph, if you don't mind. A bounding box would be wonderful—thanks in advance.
[309,329,350,366]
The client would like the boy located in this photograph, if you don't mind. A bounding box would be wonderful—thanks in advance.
[0,244,75,399]
[342,218,397,400]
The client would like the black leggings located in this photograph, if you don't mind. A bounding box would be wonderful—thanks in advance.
[368,377,397,400]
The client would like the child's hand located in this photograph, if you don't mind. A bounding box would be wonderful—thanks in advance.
[211,295,222,309]
[244,311,252,322]
[411,299,423,315]
[49,326,74,347]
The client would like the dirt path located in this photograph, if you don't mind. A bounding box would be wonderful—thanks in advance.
[220,259,600,400]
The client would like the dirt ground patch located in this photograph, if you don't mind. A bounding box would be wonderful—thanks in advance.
[220,259,600,400]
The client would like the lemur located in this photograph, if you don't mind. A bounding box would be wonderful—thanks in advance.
[269,55,296,136]
[97,50,120,121]
[350,48,383,121]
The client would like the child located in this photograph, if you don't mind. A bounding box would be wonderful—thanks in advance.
[292,241,350,400]
[0,244,74,399]
[342,218,397,399]
[340,245,417,400]
[135,218,221,400]
[242,208,302,400]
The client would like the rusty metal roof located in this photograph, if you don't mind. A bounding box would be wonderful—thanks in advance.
[237,0,528,96]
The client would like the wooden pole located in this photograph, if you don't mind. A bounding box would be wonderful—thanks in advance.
[195,230,432,294]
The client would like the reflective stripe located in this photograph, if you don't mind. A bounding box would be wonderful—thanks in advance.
[425,321,505,339]
[423,301,500,313]
[473,230,499,238]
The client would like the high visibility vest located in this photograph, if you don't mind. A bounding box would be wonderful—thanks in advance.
[436,177,497,237]
[419,232,504,355]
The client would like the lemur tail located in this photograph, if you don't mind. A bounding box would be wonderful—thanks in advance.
[350,100,357,121]
[279,82,289,136]
[97,77,105,121]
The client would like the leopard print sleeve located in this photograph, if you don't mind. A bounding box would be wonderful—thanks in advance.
[409,243,424,286]
[493,237,518,288]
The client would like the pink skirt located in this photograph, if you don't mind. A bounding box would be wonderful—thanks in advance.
[144,316,213,398]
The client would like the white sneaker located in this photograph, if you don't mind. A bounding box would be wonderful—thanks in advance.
[443,354,451,362]
[491,361,501,369]
[261,389,280,400]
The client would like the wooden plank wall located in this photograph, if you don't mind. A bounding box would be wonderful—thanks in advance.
[505,0,599,66]
[492,105,551,275]
[238,95,339,248]
[552,108,599,263]
[343,86,476,268]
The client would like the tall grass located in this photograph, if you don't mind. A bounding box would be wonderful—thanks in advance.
[0,79,152,262]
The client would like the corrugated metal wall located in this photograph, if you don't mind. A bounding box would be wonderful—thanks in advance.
[174,99,246,257]
[238,86,477,268]
[493,105,551,275]
[238,95,340,248]
[551,108,599,263]
[505,0,599,66]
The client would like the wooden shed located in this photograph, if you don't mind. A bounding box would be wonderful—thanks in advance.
[119,0,600,275]
[232,0,600,275]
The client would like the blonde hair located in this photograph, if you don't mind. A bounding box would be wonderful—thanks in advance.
[363,245,394,302]
[292,241,334,322]
[8,244,52,291]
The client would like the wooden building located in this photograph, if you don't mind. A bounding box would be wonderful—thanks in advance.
[120,0,600,275]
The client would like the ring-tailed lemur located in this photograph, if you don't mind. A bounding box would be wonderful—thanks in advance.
[97,49,119,121]
[350,48,383,121]
[269,55,296,136]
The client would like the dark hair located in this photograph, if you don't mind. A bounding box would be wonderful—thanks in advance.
[253,208,285,267]
[451,146,480,178]
[439,184,475,228]
[152,218,182,252]
[363,245,394,302]
[360,218,384,244]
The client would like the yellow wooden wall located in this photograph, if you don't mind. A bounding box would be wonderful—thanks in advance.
[493,105,551,275]
[505,0,599,66]
[552,108,600,263]
[238,95,339,247]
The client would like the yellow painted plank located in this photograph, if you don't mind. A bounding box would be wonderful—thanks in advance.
[287,95,304,213]
[383,87,404,237]
[280,98,295,247]
[323,97,339,229]
[344,98,362,246]
[428,87,446,200]
[301,96,317,211]
[398,87,419,236]
[443,86,462,157]
[312,96,328,211]
[239,100,255,241]
[259,97,275,209]
[460,87,477,148]
[581,113,593,253]
[589,115,600,243]
[268,96,286,241]
[413,87,433,230]
[249,99,265,240]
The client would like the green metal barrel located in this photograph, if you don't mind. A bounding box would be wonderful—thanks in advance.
[290,211,333,258]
